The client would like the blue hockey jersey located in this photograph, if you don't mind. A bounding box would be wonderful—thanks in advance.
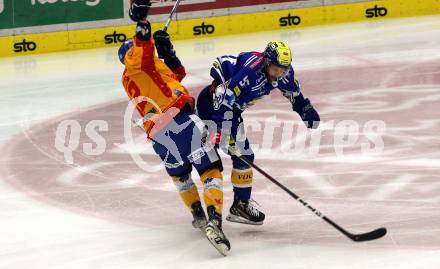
[209,51,302,124]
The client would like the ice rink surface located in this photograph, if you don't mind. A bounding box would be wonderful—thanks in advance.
[0,15,439,269]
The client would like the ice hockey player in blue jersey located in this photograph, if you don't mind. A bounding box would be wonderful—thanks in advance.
[196,41,320,225]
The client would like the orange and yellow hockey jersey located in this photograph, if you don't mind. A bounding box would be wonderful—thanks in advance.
[121,36,194,138]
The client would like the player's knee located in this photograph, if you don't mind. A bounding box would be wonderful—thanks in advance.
[171,174,201,208]
[200,167,223,196]
[171,174,196,193]
[200,167,223,183]
[231,168,253,189]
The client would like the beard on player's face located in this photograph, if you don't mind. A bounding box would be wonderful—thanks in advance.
[265,62,288,81]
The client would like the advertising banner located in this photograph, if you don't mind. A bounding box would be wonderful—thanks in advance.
[0,0,439,57]
[0,0,124,30]
[149,0,303,15]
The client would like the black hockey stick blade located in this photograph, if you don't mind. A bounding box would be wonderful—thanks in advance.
[350,227,387,242]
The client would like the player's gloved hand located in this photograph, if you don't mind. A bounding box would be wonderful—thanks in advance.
[129,0,152,22]
[135,21,151,41]
[209,132,240,155]
[210,131,222,149]
[226,138,241,157]
[298,98,320,129]
[153,30,176,59]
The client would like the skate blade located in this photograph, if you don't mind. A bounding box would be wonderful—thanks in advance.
[226,214,264,226]
[205,231,229,256]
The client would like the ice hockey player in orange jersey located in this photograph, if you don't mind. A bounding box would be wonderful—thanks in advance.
[118,0,230,256]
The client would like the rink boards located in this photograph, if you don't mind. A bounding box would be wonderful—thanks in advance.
[0,0,439,57]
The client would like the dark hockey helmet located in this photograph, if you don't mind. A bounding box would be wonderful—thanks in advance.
[118,39,134,64]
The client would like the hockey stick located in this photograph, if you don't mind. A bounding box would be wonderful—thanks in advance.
[163,0,182,32]
[232,150,387,242]
[132,117,386,241]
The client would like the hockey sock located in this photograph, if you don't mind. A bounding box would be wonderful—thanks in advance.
[171,174,201,210]
[231,168,253,201]
[200,168,224,215]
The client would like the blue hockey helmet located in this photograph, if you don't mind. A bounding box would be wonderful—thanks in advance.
[263,41,292,68]
[118,39,134,65]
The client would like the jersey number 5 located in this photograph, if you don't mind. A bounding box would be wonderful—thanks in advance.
[239,75,250,88]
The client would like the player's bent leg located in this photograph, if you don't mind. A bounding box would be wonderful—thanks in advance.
[171,174,207,229]
[171,111,230,255]
[200,166,230,256]
[227,150,265,225]
[190,147,231,255]
[200,167,224,215]
[151,116,207,229]
[230,137,255,201]
[190,114,230,255]
[231,167,253,200]
[186,113,225,215]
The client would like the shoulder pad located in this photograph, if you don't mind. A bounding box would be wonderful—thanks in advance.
[248,53,264,70]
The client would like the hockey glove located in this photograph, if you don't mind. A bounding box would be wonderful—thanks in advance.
[129,0,152,22]
[153,30,176,59]
[210,131,240,156]
[296,98,320,129]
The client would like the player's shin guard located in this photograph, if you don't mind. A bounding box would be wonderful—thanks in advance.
[228,168,265,225]
[231,168,253,201]
[172,174,207,228]
[200,168,224,215]
[171,174,201,209]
